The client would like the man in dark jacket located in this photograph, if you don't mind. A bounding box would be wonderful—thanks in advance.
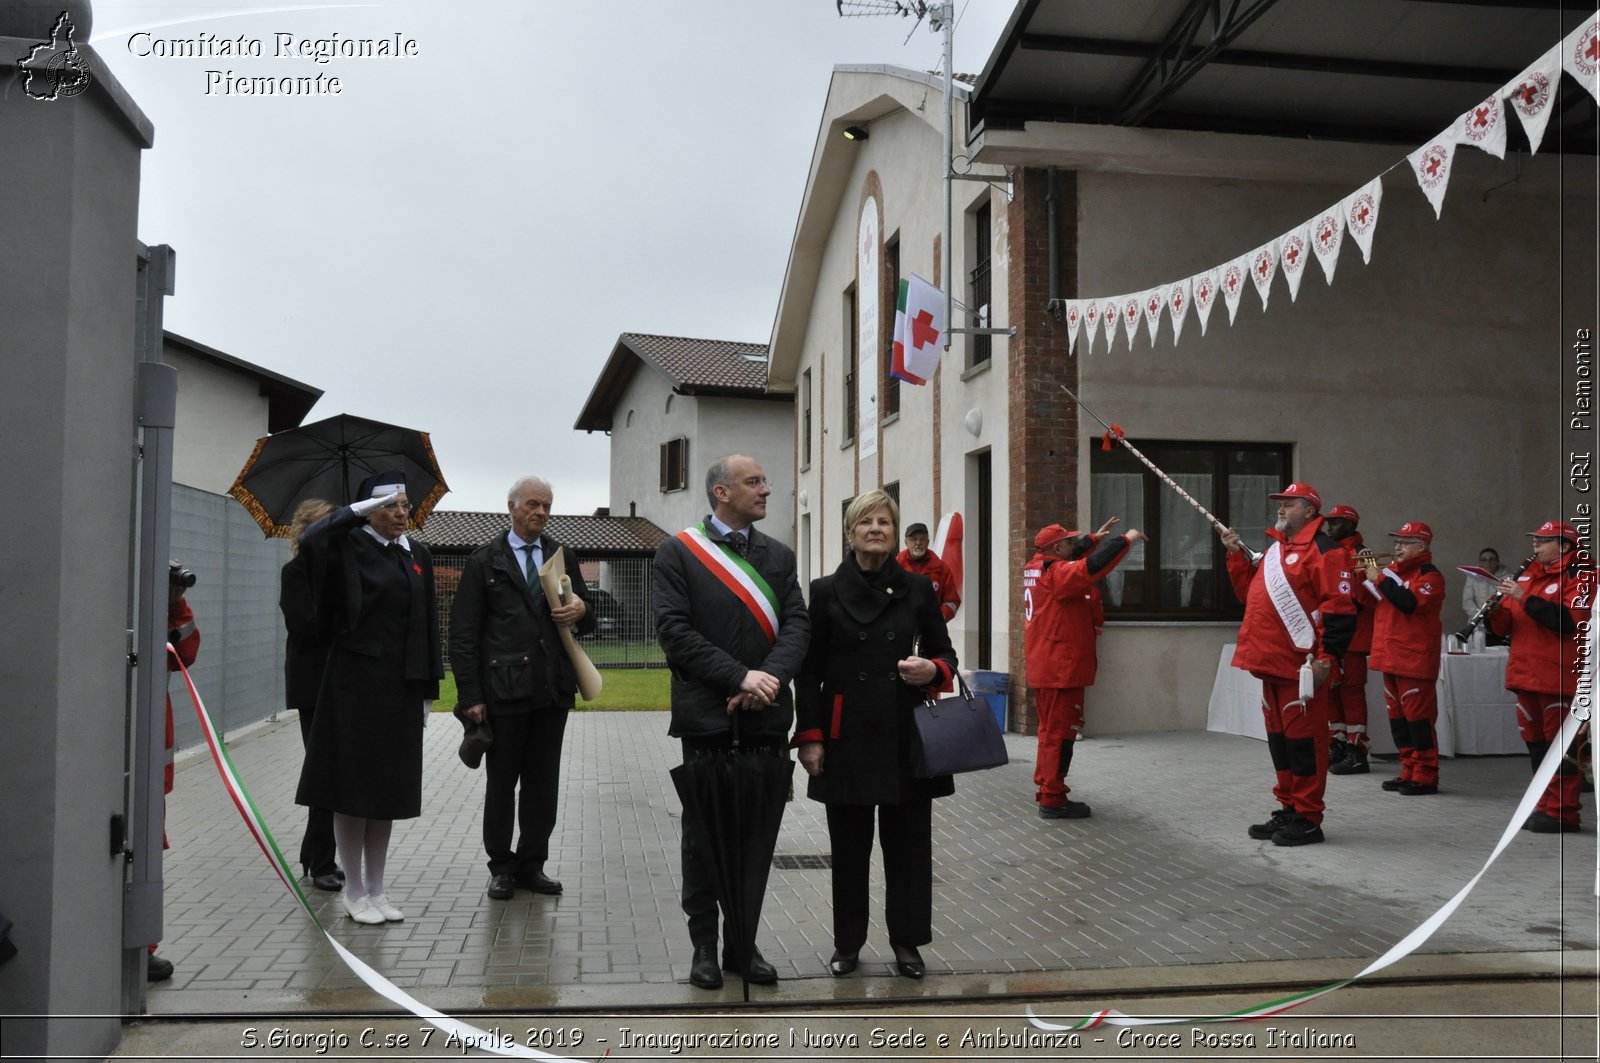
[450,476,593,901]
[652,454,810,990]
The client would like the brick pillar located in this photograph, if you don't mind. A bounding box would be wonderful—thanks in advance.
[1005,167,1079,734]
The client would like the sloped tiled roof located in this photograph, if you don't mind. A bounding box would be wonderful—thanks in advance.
[414,511,671,555]
[574,332,775,432]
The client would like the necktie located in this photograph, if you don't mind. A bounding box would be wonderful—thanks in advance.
[730,532,748,558]
[524,543,540,582]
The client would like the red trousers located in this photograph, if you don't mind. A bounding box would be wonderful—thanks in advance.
[1383,673,1439,786]
[1260,678,1329,824]
[1329,653,1369,750]
[1512,690,1588,825]
[1034,686,1084,807]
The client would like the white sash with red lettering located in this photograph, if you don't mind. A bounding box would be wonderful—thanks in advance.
[1262,541,1316,651]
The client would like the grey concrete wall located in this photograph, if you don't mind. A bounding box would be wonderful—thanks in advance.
[0,33,154,1059]
[168,485,289,748]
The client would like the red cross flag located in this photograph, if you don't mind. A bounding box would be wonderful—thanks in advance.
[1310,203,1345,286]
[891,274,946,386]
[1453,94,1506,160]
[1504,45,1560,154]
[1407,134,1457,219]
[1341,177,1384,264]
[1562,14,1599,104]
[1277,223,1311,303]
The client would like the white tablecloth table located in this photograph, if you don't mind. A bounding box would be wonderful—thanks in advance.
[1206,644,1523,757]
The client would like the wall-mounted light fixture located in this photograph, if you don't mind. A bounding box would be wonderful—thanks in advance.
[842,125,870,141]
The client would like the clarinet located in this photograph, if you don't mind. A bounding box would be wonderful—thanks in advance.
[1454,554,1536,644]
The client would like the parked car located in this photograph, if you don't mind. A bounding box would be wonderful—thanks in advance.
[582,587,622,639]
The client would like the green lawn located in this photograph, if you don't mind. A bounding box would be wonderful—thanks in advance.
[435,667,669,712]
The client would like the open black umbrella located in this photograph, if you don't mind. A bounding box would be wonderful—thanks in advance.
[228,413,449,538]
[669,717,794,1001]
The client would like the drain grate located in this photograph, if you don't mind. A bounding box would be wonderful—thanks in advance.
[772,854,832,870]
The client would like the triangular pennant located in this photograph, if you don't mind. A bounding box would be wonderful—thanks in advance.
[1310,203,1344,285]
[1168,277,1192,346]
[1192,269,1218,336]
[1407,135,1457,219]
[1504,45,1561,154]
[1063,300,1083,354]
[1082,299,1101,353]
[1221,258,1247,326]
[1101,299,1118,351]
[1277,223,1311,303]
[1341,177,1383,264]
[1141,288,1165,346]
[1248,240,1278,312]
[1121,295,1141,351]
[1453,94,1506,160]
[1562,14,1600,105]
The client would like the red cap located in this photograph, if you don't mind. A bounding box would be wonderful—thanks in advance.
[1268,482,1322,511]
[1390,521,1433,543]
[1326,504,1360,523]
[1035,524,1075,551]
[1529,520,1578,543]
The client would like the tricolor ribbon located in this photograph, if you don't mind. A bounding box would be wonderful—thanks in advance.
[1027,700,1591,1031]
[168,645,595,1062]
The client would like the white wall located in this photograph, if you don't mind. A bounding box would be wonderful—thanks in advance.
[163,346,272,493]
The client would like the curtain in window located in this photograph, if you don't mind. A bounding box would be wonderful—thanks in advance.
[1161,473,1213,609]
[1091,472,1143,606]
[1228,475,1280,555]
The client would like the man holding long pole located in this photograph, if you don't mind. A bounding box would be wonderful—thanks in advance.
[1218,484,1357,847]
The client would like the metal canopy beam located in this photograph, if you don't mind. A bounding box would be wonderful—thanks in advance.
[1110,0,1283,126]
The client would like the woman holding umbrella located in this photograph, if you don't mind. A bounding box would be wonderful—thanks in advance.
[793,490,958,979]
[294,471,443,925]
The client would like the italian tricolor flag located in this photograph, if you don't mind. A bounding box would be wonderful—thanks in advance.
[891,273,946,386]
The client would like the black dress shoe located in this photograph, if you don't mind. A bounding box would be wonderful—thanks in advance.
[891,943,925,980]
[828,949,859,977]
[311,871,343,892]
[486,873,517,900]
[689,944,723,989]
[516,869,563,895]
[723,947,777,985]
[146,954,173,983]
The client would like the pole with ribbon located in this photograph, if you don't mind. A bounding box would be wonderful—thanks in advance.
[1058,385,1263,563]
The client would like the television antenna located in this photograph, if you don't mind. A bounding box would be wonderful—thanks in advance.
[836,1,1013,348]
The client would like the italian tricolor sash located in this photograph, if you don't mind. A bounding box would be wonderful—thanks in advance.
[676,524,780,644]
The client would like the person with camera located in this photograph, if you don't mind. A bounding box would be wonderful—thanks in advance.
[149,560,201,981]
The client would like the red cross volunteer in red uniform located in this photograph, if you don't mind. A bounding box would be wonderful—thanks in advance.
[897,523,961,623]
[1322,505,1375,775]
[1219,483,1356,847]
[1487,520,1595,833]
[1022,522,1143,819]
[1359,521,1446,795]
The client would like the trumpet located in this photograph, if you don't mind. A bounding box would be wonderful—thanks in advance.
[1454,554,1536,644]
[1349,549,1393,570]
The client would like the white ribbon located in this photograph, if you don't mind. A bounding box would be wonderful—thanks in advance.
[1262,542,1316,651]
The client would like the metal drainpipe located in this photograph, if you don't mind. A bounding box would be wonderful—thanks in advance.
[1047,166,1059,312]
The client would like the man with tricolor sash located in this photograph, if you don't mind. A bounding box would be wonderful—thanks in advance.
[652,454,809,990]
[1219,482,1356,847]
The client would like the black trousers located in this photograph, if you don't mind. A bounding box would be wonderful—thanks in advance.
[483,707,569,877]
[825,798,933,952]
[295,705,337,876]
[679,735,785,961]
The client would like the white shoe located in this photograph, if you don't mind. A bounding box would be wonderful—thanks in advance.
[343,894,384,925]
[369,894,404,922]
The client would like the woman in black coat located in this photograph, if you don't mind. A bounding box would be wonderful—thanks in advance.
[793,489,958,980]
[281,498,340,892]
[294,471,442,926]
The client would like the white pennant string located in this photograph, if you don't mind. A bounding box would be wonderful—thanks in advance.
[1408,134,1457,219]
[1192,269,1218,336]
[1167,277,1192,346]
[1453,93,1507,159]
[1504,45,1561,154]
[1121,295,1142,351]
[1248,240,1278,312]
[1562,14,1600,105]
[1221,258,1247,326]
[1310,203,1345,285]
[1101,298,1119,351]
[1142,288,1165,346]
[1082,299,1101,353]
[1063,300,1083,354]
[1341,177,1383,264]
[1277,223,1311,302]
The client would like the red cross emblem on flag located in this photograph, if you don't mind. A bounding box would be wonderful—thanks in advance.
[1255,257,1270,279]
[1146,294,1160,315]
[1171,288,1184,312]
[1355,204,1370,225]
[1285,245,1300,265]
[1426,155,1443,176]
[1473,105,1492,128]
[910,309,938,348]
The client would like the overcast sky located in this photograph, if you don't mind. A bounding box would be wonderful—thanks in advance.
[87,0,1016,514]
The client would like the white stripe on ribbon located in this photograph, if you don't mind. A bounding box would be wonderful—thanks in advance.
[1262,542,1317,650]
[169,647,588,1062]
[680,524,780,635]
[1027,701,1590,1030]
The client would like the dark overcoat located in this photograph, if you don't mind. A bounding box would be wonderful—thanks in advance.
[280,551,330,712]
[294,506,443,820]
[794,554,958,805]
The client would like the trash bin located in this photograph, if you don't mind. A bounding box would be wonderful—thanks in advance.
[966,670,1010,733]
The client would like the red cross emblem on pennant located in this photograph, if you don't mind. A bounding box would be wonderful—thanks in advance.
[910,308,939,349]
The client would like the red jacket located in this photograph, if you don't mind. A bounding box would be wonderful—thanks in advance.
[896,547,960,622]
[1227,516,1356,683]
[1365,552,1444,680]
[1023,535,1132,689]
[1488,549,1594,696]
[1337,532,1376,655]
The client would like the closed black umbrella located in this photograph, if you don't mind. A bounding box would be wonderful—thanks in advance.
[228,413,448,538]
[669,717,793,1001]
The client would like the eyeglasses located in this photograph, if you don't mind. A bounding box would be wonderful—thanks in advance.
[380,501,412,512]
[724,477,770,489]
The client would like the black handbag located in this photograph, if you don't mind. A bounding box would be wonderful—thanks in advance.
[911,673,1009,777]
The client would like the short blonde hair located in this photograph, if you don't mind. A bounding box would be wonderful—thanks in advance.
[289,498,337,554]
[844,490,899,544]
